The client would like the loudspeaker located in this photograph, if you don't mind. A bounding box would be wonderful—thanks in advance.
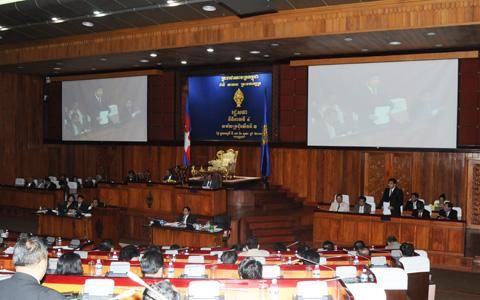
[219,0,276,17]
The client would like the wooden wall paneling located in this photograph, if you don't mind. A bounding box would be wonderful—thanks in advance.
[414,224,431,251]
[466,159,480,229]
[458,58,480,146]
[392,153,413,199]
[364,152,387,203]
[370,220,386,245]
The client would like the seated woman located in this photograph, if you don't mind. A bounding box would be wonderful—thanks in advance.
[56,252,83,275]
[238,258,262,279]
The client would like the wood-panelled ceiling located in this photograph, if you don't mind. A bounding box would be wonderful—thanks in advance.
[0,0,479,75]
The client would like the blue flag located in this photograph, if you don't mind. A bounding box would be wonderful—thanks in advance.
[260,89,270,177]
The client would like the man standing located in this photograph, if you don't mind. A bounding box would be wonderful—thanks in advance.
[380,178,404,217]
[0,236,65,300]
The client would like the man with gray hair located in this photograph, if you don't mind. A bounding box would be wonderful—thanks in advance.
[0,236,65,299]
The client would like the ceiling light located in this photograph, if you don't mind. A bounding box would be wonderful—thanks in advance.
[0,26,8,31]
[180,60,187,65]
[249,50,261,54]
[156,62,162,66]
[93,10,107,17]
[234,56,242,61]
[140,59,149,63]
[166,0,181,7]
[361,48,369,52]
[53,67,62,71]
[388,41,402,45]
[263,54,270,58]
[270,43,279,47]
[427,32,436,36]
[344,37,353,42]
[82,21,94,27]
[51,17,64,23]
[206,47,214,53]
[149,53,157,57]
[435,44,443,47]
[293,52,302,56]
[100,58,107,61]
[0,0,26,5]
[202,5,217,12]
[91,68,97,71]
[133,64,140,67]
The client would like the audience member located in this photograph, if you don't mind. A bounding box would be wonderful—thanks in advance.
[96,239,114,252]
[119,245,140,261]
[220,251,238,264]
[140,250,164,278]
[385,235,401,250]
[358,247,371,257]
[177,206,197,227]
[353,240,365,251]
[239,236,270,257]
[321,240,335,251]
[75,195,89,214]
[405,192,421,211]
[438,202,458,220]
[238,258,262,279]
[272,242,287,252]
[88,199,105,210]
[353,196,372,214]
[400,242,417,257]
[65,194,76,210]
[55,252,83,275]
[412,201,430,219]
[143,280,179,300]
[0,236,65,299]
[301,249,320,265]
[329,193,349,212]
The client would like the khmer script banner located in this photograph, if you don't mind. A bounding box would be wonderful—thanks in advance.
[188,73,272,141]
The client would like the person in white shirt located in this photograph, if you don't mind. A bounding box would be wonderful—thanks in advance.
[329,193,350,212]
[238,237,270,257]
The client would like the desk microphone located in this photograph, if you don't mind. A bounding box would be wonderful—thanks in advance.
[294,254,336,272]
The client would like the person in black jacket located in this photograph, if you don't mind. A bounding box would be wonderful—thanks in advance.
[0,236,65,300]
[411,201,430,219]
[438,201,458,220]
[380,178,404,217]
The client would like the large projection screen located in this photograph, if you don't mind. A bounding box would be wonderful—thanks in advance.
[62,76,147,142]
[308,59,458,148]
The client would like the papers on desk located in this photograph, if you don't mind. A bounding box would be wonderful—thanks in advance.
[4,247,14,254]
[382,201,391,215]
[163,222,185,228]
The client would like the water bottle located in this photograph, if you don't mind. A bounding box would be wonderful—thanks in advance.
[172,254,176,263]
[185,248,189,256]
[269,278,279,300]
[167,262,175,278]
[56,248,62,258]
[95,259,103,276]
[5,229,9,238]
[276,250,281,257]
[360,268,369,283]
[353,255,359,266]
[56,237,62,246]
[217,254,222,264]
[287,256,292,265]
[312,264,321,279]
[111,251,118,260]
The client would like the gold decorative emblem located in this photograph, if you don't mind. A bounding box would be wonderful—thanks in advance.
[233,88,244,108]
[262,125,268,144]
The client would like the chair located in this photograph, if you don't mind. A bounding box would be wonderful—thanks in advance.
[400,256,430,300]
[67,181,78,193]
[424,204,433,215]
[296,281,329,298]
[365,196,376,214]
[415,250,428,258]
[108,262,130,275]
[14,178,25,187]
[188,281,221,299]
[184,264,206,277]
[187,256,205,263]
[371,256,387,266]
[345,283,386,300]
[452,207,462,220]
[262,265,281,279]
[83,279,115,296]
[371,267,408,290]
[335,266,357,278]
[342,194,350,206]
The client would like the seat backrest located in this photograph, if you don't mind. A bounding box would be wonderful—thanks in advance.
[345,283,386,300]
[371,267,408,290]
[371,256,387,266]
[453,207,462,220]
[262,265,281,279]
[184,264,206,277]
[336,266,357,278]
[365,196,376,214]
[399,256,430,274]
[187,256,205,263]
[342,194,350,205]
[424,204,432,214]
[296,281,329,298]
[84,279,115,296]
[188,280,221,298]
[414,250,428,258]
[109,262,130,274]
[14,178,25,186]
[418,198,425,203]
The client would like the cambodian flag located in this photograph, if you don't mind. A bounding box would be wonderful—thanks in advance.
[183,96,191,166]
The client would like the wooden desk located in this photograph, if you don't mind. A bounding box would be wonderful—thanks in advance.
[0,185,63,210]
[313,210,465,266]
[152,226,224,248]
[37,207,120,244]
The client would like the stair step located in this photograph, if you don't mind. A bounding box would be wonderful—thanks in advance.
[251,228,294,237]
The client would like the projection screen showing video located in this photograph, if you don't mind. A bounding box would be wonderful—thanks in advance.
[308,59,458,148]
[62,76,148,142]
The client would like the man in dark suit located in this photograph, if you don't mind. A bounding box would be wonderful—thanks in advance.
[380,178,404,217]
[411,201,430,219]
[74,195,89,214]
[0,236,65,300]
[405,192,421,211]
[89,87,110,127]
[353,196,372,214]
[438,202,458,220]
[177,206,197,227]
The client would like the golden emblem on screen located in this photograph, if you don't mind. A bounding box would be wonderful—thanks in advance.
[233,88,245,108]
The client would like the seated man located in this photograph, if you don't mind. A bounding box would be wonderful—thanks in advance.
[0,236,65,299]
[385,235,401,250]
[438,202,458,220]
[119,244,140,261]
[353,240,365,251]
[400,242,418,257]
[140,249,164,278]
[353,196,372,214]
[321,240,335,251]
[220,251,238,264]
[177,206,197,227]
[329,193,350,212]
[56,252,83,275]
[411,201,430,219]
[239,236,270,257]
[358,247,371,257]
[238,258,262,279]
[405,192,421,211]
[301,249,320,265]
[75,195,89,214]
[143,280,179,300]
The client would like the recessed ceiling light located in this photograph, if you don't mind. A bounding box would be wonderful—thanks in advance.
[82,21,94,27]
[93,10,107,17]
[202,5,216,12]
[51,17,64,23]
[53,67,62,71]
[156,62,162,66]
[140,59,149,63]
[166,0,181,7]
[293,52,302,56]
[263,54,270,58]
[180,60,187,65]
[206,47,214,53]
[91,68,96,71]
[100,58,107,61]
[16,66,24,69]
[271,43,279,47]
[435,43,443,47]
[344,37,353,42]
[149,53,157,57]
[0,26,8,31]
[249,50,261,54]
[234,56,242,61]
[427,32,436,36]
[133,64,139,67]
[0,0,27,5]
[388,41,402,45]
[361,48,369,52]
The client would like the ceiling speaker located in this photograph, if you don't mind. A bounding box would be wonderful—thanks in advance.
[219,0,277,17]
